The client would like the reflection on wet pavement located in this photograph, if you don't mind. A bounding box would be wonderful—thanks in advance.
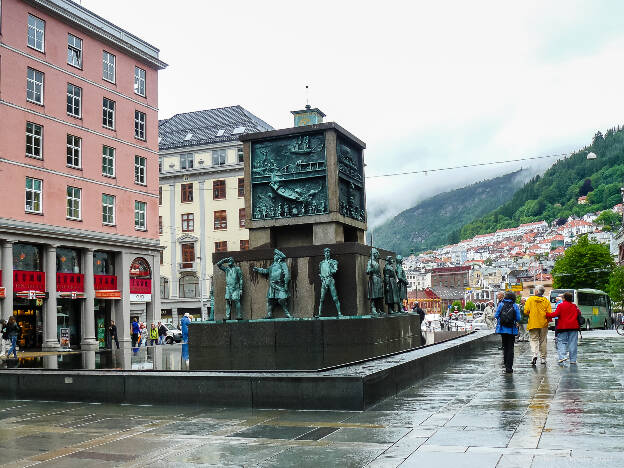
[1,331,623,467]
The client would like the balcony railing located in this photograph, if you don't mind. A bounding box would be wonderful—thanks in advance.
[56,273,85,293]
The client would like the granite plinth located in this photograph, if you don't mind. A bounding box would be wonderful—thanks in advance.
[188,314,422,371]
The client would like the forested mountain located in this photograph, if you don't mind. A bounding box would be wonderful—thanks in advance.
[372,170,525,255]
[456,126,624,240]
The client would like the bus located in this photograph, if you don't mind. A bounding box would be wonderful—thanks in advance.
[549,288,613,330]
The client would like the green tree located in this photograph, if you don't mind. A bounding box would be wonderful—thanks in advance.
[595,210,621,231]
[451,300,463,310]
[465,301,476,311]
[551,235,615,290]
[607,266,624,311]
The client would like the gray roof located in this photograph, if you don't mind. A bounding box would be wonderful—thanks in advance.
[159,105,273,151]
[430,287,465,300]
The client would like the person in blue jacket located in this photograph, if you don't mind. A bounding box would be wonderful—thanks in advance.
[180,313,191,343]
[495,291,522,374]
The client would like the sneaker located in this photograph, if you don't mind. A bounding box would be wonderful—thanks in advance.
[558,358,567,364]
[531,357,537,366]
[570,362,577,365]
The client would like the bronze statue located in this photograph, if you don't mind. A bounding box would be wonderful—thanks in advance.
[396,254,408,310]
[384,256,400,314]
[316,247,341,317]
[253,249,292,319]
[366,248,384,316]
[208,288,215,321]
[216,257,244,320]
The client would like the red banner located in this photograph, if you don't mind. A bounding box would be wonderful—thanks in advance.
[56,273,85,293]
[130,278,151,294]
[94,274,118,291]
[13,271,46,292]
[95,290,121,299]
[0,287,5,298]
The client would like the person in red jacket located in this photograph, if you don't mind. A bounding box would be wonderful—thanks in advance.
[546,292,580,364]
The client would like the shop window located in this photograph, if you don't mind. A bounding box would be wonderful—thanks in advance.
[94,251,114,275]
[56,247,81,273]
[213,179,225,199]
[13,243,42,271]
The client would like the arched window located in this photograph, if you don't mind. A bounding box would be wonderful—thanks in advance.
[130,257,151,279]
[160,277,169,299]
[179,275,199,298]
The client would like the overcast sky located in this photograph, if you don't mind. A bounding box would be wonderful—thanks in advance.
[83,0,624,226]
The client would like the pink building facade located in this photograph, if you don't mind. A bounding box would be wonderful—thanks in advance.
[0,0,166,350]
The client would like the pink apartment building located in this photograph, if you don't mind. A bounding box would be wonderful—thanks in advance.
[0,0,167,350]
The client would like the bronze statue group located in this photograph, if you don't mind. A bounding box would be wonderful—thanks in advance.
[366,248,408,316]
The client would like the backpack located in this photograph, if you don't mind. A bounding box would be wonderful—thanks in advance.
[577,306,586,328]
[499,302,516,328]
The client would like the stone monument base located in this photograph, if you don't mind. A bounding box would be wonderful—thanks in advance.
[189,314,421,371]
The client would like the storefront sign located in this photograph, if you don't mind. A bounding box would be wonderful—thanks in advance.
[56,273,85,293]
[0,287,5,298]
[95,290,121,299]
[130,293,151,302]
[94,275,118,291]
[13,271,45,293]
[58,292,85,299]
[129,278,151,294]
[59,328,70,348]
[16,290,46,299]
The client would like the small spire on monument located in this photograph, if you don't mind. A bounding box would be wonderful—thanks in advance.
[291,85,325,127]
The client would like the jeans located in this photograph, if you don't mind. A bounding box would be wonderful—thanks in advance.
[556,331,578,363]
[158,335,165,345]
[501,333,515,370]
[7,336,17,358]
[131,333,138,347]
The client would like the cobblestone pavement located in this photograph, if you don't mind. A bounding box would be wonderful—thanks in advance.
[1,331,623,467]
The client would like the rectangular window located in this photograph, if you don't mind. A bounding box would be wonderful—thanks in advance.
[238,177,244,197]
[25,177,42,213]
[214,210,227,230]
[25,122,42,159]
[66,83,81,117]
[159,186,162,205]
[102,97,115,129]
[159,156,163,173]
[134,66,146,96]
[67,34,82,68]
[181,183,193,202]
[27,14,45,52]
[102,145,115,177]
[160,251,163,265]
[213,179,225,199]
[212,149,226,166]
[240,240,249,251]
[134,201,146,230]
[237,147,244,163]
[134,155,146,184]
[159,216,162,234]
[66,186,81,220]
[182,243,195,262]
[182,213,194,232]
[180,153,193,170]
[66,134,81,168]
[102,51,115,83]
[134,110,146,140]
[215,241,227,253]
[26,68,44,104]
[102,194,115,225]
[239,208,246,228]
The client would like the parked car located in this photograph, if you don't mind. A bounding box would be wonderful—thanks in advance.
[471,318,488,330]
[163,323,182,344]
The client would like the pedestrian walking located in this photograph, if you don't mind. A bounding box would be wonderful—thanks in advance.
[140,323,148,347]
[158,321,167,345]
[516,297,529,342]
[181,313,191,343]
[546,292,580,365]
[149,323,158,346]
[524,285,550,365]
[131,317,140,348]
[5,316,21,359]
[484,302,495,329]
[108,320,119,349]
[0,319,8,356]
[495,291,522,374]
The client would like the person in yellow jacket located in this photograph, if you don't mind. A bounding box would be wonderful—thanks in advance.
[149,323,159,346]
[524,285,551,365]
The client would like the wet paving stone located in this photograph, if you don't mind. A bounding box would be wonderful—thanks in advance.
[228,424,315,440]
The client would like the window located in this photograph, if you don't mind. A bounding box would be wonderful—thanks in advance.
[214,241,227,253]
[66,134,81,168]
[181,213,194,232]
[179,274,199,298]
[134,155,146,184]
[240,240,249,251]
[66,83,81,117]
[181,243,195,263]
[239,208,246,228]
[160,251,164,266]
[159,186,162,205]
[214,210,227,230]
[102,51,115,82]
[212,149,226,166]
[134,201,146,230]
[181,183,193,202]
[102,194,115,225]
[135,110,146,140]
[25,177,42,213]
[159,156,163,173]
[237,147,244,163]
[160,277,169,298]
[66,186,81,220]
[134,66,146,96]
[26,122,42,159]
[102,98,115,129]
[159,216,162,234]
[180,153,193,170]
[27,15,45,52]
[213,179,225,199]
[238,178,245,197]
[102,146,115,177]
[26,68,44,104]
[67,34,82,68]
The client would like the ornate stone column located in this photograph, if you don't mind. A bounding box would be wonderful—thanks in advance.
[42,245,59,351]
[1,241,14,322]
[81,248,98,350]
